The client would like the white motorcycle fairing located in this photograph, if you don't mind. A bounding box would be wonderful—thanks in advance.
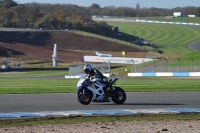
[77,75,112,102]
[87,81,108,101]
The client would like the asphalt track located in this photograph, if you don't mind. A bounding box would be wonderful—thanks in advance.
[0,92,200,113]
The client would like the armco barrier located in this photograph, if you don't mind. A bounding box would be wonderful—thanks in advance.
[65,73,110,79]
[65,73,200,78]
[128,72,200,77]
[65,75,80,79]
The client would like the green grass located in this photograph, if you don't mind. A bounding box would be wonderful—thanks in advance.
[0,73,200,94]
[119,77,200,92]
[0,114,200,127]
[107,21,200,68]
[165,52,200,66]
[69,30,153,51]
[105,21,200,66]
[0,78,74,94]
[144,17,200,23]
[0,70,68,78]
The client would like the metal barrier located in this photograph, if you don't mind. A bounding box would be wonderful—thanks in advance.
[1,60,200,75]
[69,63,110,76]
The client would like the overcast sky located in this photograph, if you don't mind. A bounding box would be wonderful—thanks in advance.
[17,0,200,9]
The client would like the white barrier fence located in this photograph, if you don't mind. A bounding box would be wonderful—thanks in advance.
[128,72,200,77]
[136,19,200,26]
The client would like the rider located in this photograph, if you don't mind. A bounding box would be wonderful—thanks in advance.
[83,64,113,92]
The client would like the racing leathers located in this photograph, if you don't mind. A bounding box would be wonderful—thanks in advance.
[86,68,112,91]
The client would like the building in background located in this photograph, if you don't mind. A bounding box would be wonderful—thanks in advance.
[173,12,181,17]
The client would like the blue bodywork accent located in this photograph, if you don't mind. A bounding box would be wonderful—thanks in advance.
[78,80,90,90]
[83,87,87,95]
[78,80,91,95]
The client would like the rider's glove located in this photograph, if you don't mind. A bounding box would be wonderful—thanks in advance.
[85,75,89,80]
[90,78,96,83]
[90,76,95,79]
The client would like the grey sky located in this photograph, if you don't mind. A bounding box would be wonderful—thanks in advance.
[17,0,200,8]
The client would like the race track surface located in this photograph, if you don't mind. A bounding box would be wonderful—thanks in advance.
[0,92,200,113]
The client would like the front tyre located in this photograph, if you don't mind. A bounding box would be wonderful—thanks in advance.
[112,87,126,104]
[77,88,92,105]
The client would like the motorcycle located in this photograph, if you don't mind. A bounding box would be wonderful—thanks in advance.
[77,74,126,105]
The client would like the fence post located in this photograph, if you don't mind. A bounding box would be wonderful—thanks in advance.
[165,58,168,72]
[132,60,135,72]
[154,59,156,72]
[178,58,180,72]
[191,58,194,72]
[143,60,146,72]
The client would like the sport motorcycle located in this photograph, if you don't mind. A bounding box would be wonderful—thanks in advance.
[77,74,126,105]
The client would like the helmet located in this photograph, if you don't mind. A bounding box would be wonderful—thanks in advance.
[84,64,92,74]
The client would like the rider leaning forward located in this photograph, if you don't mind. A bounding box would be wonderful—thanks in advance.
[83,64,113,92]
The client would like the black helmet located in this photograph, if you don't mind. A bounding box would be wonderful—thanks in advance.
[84,64,92,74]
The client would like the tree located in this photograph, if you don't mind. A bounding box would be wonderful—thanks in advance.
[25,3,44,27]
[0,0,17,8]
[135,3,140,17]
[34,14,58,29]
[72,21,83,30]
[194,7,200,17]
[90,3,101,9]
[75,15,82,22]
[89,3,101,15]
[136,3,140,10]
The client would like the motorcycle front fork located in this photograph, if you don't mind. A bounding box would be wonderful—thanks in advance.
[83,88,87,95]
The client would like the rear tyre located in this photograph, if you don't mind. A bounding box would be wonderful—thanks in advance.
[112,87,126,104]
[77,88,93,105]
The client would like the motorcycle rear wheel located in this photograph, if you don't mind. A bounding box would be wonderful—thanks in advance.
[112,87,126,104]
[77,88,93,105]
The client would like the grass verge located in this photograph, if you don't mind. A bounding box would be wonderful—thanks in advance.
[0,76,200,94]
[106,21,200,59]
[0,114,200,127]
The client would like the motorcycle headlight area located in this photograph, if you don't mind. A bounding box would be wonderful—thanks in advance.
[78,80,91,88]
[84,80,91,86]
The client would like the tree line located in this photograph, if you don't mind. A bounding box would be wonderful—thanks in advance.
[0,0,200,37]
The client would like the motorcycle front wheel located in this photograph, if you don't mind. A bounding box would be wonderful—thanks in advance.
[77,88,93,105]
[112,87,126,104]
